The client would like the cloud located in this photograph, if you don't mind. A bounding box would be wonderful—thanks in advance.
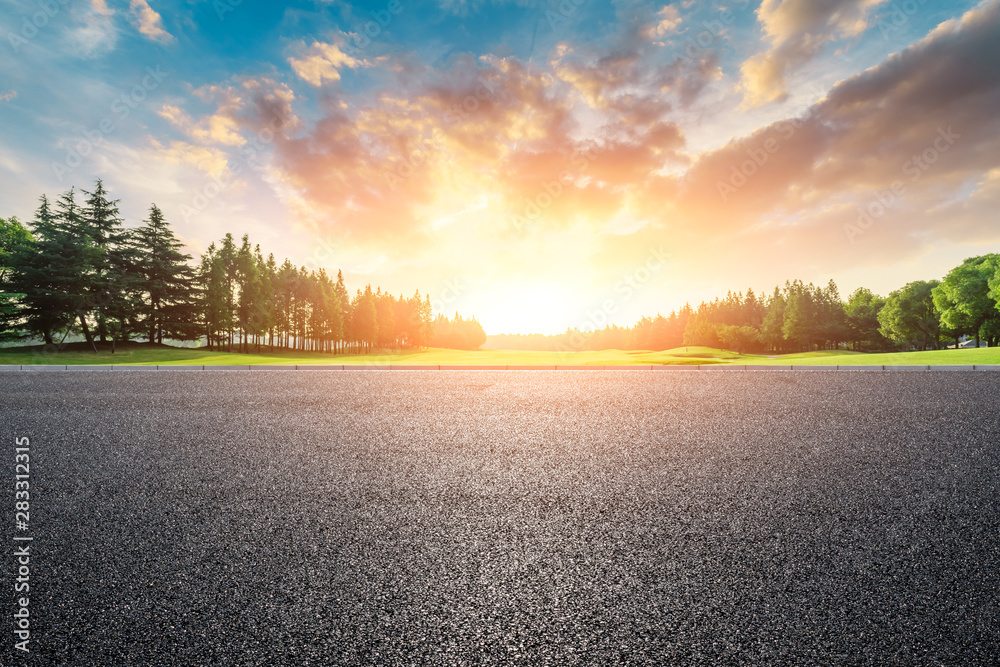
[147,139,230,177]
[158,104,246,147]
[0,91,17,102]
[289,40,367,86]
[551,42,717,115]
[128,0,174,44]
[261,43,695,271]
[103,0,998,322]
[740,0,888,107]
[91,0,114,16]
[674,0,1000,269]
[158,78,297,147]
[67,1,119,57]
[646,4,683,40]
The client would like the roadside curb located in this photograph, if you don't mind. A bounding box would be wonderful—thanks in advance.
[3,364,999,372]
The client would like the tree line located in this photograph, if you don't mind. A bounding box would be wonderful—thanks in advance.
[0,181,486,353]
[489,256,1000,353]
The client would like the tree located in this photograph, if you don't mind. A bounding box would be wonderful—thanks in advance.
[816,280,849,349]
[782,281,817,351]
[431,313,487,350]
[217,234,239,351]
[6,197,68,344]
[274,259,296,349]
[989,264,1000,345]
[134,205,199,345]
[682,313,720,347]
[81,179,129,343]
[878,280,942,351]
[9,190,100,350]
[199,243,232,351]
[717,325,761,354]
[0,216,33,342]
[254,248,276,351]
[375,288,397,348]
[5,182,447,355]
[933,255,1000,348]
[236,235,264,352]
[845,287,888,351]
[760,289,787,353]
[352,285,378,352]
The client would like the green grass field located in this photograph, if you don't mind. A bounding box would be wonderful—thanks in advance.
[1,342,998,366]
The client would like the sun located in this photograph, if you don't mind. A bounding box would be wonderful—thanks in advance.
[467,283,581,336]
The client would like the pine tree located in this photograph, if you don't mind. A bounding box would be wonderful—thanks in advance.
[375,287,397,348]
[81,179,127,343]
[134,205,199,345]
[199,243,232,351]
[216,234,239,351]
[334,270,350,352]
[252,247,275,352]
[275,259,297,349]
[236,235,263,353]
[761,288,786,353]
[353,285,378,352]
[53,189,100,350]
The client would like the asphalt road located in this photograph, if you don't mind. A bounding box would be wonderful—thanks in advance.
[2,372,998,665]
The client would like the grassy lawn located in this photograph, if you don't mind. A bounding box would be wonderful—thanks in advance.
[1,342,998,366]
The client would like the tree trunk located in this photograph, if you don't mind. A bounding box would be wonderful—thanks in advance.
[78,314,98,353]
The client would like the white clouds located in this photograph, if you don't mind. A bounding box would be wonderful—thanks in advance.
[91,0,114,17]
[650,5,683,39]
[740,0,888,107]
[147,139,230,177]
[288,41,368,86]
[67,5,118,58]
[157,104,246,147]
[128,0,174,44]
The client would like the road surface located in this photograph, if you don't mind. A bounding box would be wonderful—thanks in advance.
[1,372,998,665]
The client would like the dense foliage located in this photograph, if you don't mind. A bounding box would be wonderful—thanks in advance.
[489,260,1000,353]
[0,182,486,353]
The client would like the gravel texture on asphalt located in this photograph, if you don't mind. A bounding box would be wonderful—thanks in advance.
[1,372,998,666]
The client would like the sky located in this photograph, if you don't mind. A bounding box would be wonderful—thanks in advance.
[1,0,998,334]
